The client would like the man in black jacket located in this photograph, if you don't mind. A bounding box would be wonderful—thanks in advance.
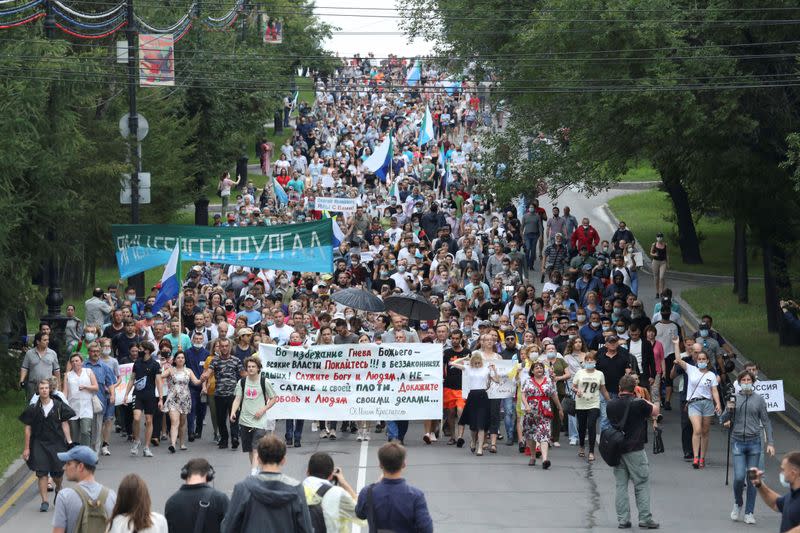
[626,325,656,389]
[597,335,634,432]
[165,458,229,533]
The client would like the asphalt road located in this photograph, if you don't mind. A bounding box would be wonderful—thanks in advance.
[2,187,794,532]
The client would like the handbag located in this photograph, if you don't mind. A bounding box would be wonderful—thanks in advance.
[530,379,554,418]
[561,396,576,417]
[653,427,665,455]
[91,395,103,414]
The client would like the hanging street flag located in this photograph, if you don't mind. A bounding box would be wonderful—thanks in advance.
[261,14,283,43]
[363,134,393,182]
[111,220,334,278]
[273,177,289,205]
[418,105,434,147]
[139,34,175,86]
[151,242,181,313]
[406,60,421,86]
[290,90,299,112]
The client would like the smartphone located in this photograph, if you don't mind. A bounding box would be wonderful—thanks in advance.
[747,468,758,481]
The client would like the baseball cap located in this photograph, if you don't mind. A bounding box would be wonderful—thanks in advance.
[455,295,467,302]
[606,334,620,343]
[582,264,592,272]
[238,327,254,336]
[244,294,257,301]
[477,320,491,328]
[213,213,221,219]
[57,445,98,467]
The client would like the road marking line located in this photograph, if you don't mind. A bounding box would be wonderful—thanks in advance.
[351,437,369,533]
[0,474,35,518]
[777,412,800,434]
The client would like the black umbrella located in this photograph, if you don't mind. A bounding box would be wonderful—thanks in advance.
[383,293,439,321]
[331,287,385,312]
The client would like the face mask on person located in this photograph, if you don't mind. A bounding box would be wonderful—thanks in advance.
[490,313,500,322]
[583,362,596,370]
[531,352,539,359]
[85,333,97,342]
[380,270,389,278]
[615,326,626,334]
[397,265,406,273]
[568,334,577,340]
[740,383,754,393]
[591,321,601,328]
[160,350,171,358]
[699,329,709,338]
[101,347,111,356]
[266,320,275,327]
[612,308,622,316]
[225,304,234,311]
[126,294,136,302]
[192,342,203,349]
[780,473,792,488]
[577,314,586,323]
[463,327,472,335]
[697,362,708,370]
[601,325,611,332]
[547,352,556,360]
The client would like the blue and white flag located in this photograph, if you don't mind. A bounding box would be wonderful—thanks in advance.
[151,242,181,314]
[273,178,289,205]
[363,134,393,182]
[406,60,421,86]
[331,216,346,247]
[515,194,526,221]
[418,105,434,147]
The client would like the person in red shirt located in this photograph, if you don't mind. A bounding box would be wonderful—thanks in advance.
[571,217,601,254]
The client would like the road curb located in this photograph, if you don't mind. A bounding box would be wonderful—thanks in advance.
[0,459,30,504]
[609,181,660,191]
[676,295,800,434]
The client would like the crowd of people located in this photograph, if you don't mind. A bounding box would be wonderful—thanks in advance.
[17,55,799,532]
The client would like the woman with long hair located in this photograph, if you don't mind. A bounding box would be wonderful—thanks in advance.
[107,473,167,532]
[161,351,202,453]
[63,352,99,446]
[563,337,588,446]
[571,352,610,462]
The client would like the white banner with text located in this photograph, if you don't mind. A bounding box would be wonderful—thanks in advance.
[258,343,443,420]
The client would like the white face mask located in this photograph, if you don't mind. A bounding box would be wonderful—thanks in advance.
[101,347,111,356]
[779,472,791,488]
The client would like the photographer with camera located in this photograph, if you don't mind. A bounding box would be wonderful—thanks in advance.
[780,300,800,334]
[720,370,775,524]
[750,450,800,532]
[303,452,362,533]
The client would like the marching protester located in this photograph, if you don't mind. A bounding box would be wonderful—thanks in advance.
[122,341,163,458]
[449,352,500,455]
[721,370,776,524]
[162,351,203,453]
[63,352,99,447]
[230,356,278,474]
[571,352,610,462]
[521,361,564,468]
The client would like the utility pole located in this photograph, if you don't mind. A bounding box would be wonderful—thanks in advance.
[40,0,67,361]
[126,0,145,296]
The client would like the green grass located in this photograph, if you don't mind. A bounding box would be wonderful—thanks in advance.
[608,189,758,276]
[0,390,26,475]
[682,284,800,398]
[618,159,660,182]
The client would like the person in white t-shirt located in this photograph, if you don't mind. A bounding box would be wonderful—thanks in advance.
[571,352,610,462]
[672,335,721,469]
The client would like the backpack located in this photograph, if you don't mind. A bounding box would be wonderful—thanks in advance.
[598,399,632,467]
[74,486,110,533]
[308,483,333,533]
[237,375,268,416]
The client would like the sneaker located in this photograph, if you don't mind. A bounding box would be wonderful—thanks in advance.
[101,445,111,456]
[638,519,660,529]
[357,432,363,442]
[362,433,370,441]
[130,441,140,456]
[320,430,329,439]
[294,441,302,447]
[311,422,319,432]
[429,433,437,442]
[743,513,756,525]
[142,447,153,458]
[569,439,578,446]
[731,504,741,521]
[40,501,49,512]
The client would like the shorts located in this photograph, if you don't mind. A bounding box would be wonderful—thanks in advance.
[444,387,465,410]
[36,470,63,478]
[134,394,158,415]
[240,426,268,453]
[103,399,116,421]
[688,398,715,417]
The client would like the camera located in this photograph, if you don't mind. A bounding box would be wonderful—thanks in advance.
[747,468,759,481]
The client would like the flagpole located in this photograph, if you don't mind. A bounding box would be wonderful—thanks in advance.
[177,244,183,335]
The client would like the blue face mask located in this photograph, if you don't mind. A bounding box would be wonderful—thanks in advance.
[591,321,600,328]
[583,362,596,370]
[697,362,708,370]
[699,329,709,337]
[601,325,611,332]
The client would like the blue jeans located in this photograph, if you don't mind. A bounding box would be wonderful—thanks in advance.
[599,393,618,432]
[568,414,578,441]
[524,234,538,268]
[733,438,762,514]
[386,421,408,442]
[284,420,304,444]
[502,397,516,439]
[188,387,206,437]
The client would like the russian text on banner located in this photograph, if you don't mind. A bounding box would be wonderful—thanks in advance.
[258,343,443,420]
[112,219,333,278]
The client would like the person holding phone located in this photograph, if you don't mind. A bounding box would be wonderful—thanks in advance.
[749,450,800,532]
[720,370,775,524]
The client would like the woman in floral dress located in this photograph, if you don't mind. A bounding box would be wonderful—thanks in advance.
[162,351,201,453]
[521,361,564,469]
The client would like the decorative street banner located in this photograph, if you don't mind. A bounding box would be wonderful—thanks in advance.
[139,34,175,86]
[733,380,785,412]
[461,360,515,399]
[258,343,443,420]
[112,219,333,278]
[314,196,359,214]
[260,14,283,44]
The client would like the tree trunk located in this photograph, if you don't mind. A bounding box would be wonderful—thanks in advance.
[734,220,748,303]
[732,220,739,294]
[661,169,703,264]
[762,241,778,332]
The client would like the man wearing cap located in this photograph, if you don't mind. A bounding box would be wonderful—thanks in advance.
[596,335,634,431]
[237,294,262,327]
[52,446,116,532]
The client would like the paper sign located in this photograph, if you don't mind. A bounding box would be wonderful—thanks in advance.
[314,196,359,214]
[461,359,515,400]
[258,343,443,420]
[733,380,785,412]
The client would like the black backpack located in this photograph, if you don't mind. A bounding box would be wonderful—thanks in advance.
[308,483,333,533]
[599,398,632,467]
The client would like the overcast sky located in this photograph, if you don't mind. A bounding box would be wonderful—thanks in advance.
[315,0,435,58]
